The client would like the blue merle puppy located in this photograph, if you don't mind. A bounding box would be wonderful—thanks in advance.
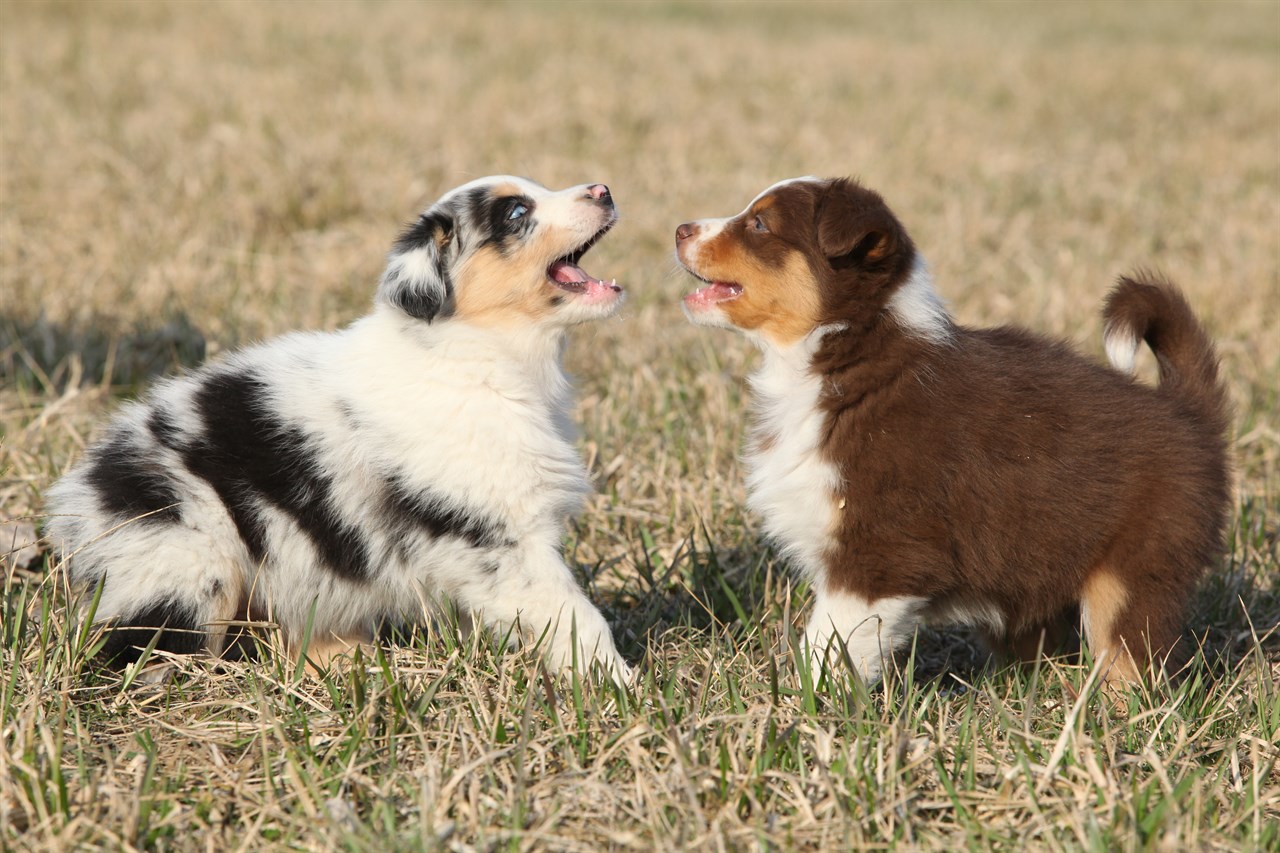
[45,176,630,682]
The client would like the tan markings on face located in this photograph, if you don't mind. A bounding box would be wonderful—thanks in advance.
[696,228,822,344]
[452,243,557,326]
[489,182,523,198]
[453,202,601,327]
[1081,569,1141,683]
[750,196,776,214]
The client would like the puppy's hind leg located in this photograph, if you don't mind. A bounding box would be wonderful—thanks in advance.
[83,528,247,674]
[1081,565,1189,689]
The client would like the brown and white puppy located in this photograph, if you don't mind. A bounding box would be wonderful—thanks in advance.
[675,176,1230,685]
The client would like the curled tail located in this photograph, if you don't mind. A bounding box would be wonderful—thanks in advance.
[1102,271,1229,432]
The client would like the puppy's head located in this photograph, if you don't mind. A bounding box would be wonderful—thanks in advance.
[675,177,946,346]
[378,176,622,327]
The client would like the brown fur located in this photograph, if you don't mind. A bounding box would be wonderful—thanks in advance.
[685,177,1231,684]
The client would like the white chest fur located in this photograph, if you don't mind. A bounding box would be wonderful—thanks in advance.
[329,313,591,531]
[743,330,842,581]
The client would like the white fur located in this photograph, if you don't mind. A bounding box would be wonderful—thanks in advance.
[748,175,821,208]
[743,326,927,684]
[923,597,1006,636]
[45,177,629,683]
[743,326,845,581]
[887,256,953,343]
[805,588,924,682]
[685,215,730,247]
[1103,323,1139,374]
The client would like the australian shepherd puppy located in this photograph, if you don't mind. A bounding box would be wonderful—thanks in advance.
[47,176,630,682]
[675,177,1230,686]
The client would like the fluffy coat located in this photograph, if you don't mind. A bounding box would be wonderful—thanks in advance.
[676,177,1230,685]
[47,176,630,681]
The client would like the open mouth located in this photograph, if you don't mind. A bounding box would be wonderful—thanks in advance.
[546,220,621,296]
[682,270,743,308]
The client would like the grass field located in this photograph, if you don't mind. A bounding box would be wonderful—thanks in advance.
[2,0,1278,849]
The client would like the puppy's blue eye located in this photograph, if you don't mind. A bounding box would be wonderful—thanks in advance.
[508,204,528,220]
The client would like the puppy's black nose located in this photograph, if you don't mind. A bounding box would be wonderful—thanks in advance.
[675,222,696,242]
[587,184,612,206]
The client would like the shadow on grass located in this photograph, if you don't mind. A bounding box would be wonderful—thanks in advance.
[590,532,774,660]
[608,509,1279,690]
[1,311,208,394]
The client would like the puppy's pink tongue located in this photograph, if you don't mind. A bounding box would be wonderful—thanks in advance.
[684,282,742,307]
[548,260,622,299]
[550,260,592,284]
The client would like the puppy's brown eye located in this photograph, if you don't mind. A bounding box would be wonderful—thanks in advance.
[751,216,768,233]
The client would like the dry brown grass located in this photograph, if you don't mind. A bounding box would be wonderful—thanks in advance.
[3,1,1278,850]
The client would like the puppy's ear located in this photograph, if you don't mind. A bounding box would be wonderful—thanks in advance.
[815,178,897,268]
[378,209,456,322]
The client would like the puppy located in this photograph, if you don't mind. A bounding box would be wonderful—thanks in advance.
[46,176,630,682]
[675,177,1230,685]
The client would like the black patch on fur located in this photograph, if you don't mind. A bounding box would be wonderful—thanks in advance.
[147,408,182,446]
[476,189,536,253]
[97,596,203,667]
[394,209,453,253]
[383,477,514,551]
[182,370,373,581]
[387,209,456,322]
[85,433,181,525]
[388,281,447,323]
